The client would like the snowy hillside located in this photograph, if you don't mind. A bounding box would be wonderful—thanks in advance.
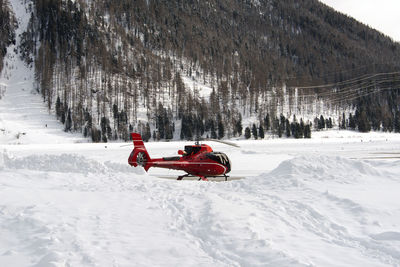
[0,0,84,145]
[10,0,400,142]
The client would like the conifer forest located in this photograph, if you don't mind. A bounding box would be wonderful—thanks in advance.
[2,0,400,141]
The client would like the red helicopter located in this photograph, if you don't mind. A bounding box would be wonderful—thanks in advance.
[128,133,238,181]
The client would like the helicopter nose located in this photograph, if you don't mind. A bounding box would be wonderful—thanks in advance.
[214,164,227,175]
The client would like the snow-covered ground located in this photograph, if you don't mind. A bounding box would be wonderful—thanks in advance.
[2,1,400,267]
[1,130,400,266]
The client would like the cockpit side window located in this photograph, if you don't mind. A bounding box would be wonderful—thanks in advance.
[184,146,193,155]
[184,146,201,155]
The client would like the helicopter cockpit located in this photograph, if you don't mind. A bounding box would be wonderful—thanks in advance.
[206,152,231,173]
[184,145,201,155]
[177,145,205,157]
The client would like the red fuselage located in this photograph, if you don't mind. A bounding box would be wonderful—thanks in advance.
[152,146,229,176]
[128,142,231,177]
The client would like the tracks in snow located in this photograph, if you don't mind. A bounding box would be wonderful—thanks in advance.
[1,151,400,266]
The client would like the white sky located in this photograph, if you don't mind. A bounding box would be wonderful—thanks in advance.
[319,0,400,42]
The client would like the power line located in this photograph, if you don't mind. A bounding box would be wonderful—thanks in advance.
[290,71,400,90]
[286,63,380,80]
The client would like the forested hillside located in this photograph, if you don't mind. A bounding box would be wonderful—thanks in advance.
[16,0,400,141]
[0,0,15,75]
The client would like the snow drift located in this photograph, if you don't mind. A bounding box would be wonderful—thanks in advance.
[1,150,400,266]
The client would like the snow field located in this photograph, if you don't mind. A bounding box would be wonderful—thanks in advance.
[1,0,400,266]
[1,137,400,266]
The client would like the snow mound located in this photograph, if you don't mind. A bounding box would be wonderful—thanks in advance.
[268,155,381,183]
[371,232,400,241]
[32,252,65,267]
[0,152,143,175]
[1,149,400,266]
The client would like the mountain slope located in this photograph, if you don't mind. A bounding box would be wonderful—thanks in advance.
[0,0,83,144]
[5,0,400,141]
[0,0,16,76]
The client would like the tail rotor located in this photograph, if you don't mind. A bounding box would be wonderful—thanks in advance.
[136,151,148,167]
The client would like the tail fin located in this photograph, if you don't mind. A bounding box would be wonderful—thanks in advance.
[128,133,152,171]
[131,133,146,149]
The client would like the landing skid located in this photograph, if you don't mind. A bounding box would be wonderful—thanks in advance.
[177,174,229,181]
[156,175,243,181]
[177,174,190,180]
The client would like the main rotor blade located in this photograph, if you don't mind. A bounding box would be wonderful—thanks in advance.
[119,139,240,148]
[208,139,240,148]
[120,144,133,147]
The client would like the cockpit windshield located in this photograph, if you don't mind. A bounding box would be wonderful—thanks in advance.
[206,152,231,173]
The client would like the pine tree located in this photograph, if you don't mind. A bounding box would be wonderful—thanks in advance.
[304,124,312,138]
[395,111,400,133]
[300,119,305,137]
[91,127,101,142]
[100,117,109,142]
[65,109,72,132]
[264,113,270,131]
[55,96,61,118]
[218,121,224,139]
[285,119,291,137]
[217,113,224,139]
[291,122,300,138]
[235,114,243,136]
[252,124,258,139]
[258,125,264,139]
[290,121,296,137]
[210,120,217,139]
[107,124,112,141]
[244,127,251,139]
[144,123,151,141]
[340,113,346,129]
[275,118,282,138]
[280,114,286,130]
[357,109,371,132]
[349,113,356,130]
[314,117,320,130]
[113,103,118,120]
[60,109,65,124]
[319,115,325,129]
[382,109,393,132]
